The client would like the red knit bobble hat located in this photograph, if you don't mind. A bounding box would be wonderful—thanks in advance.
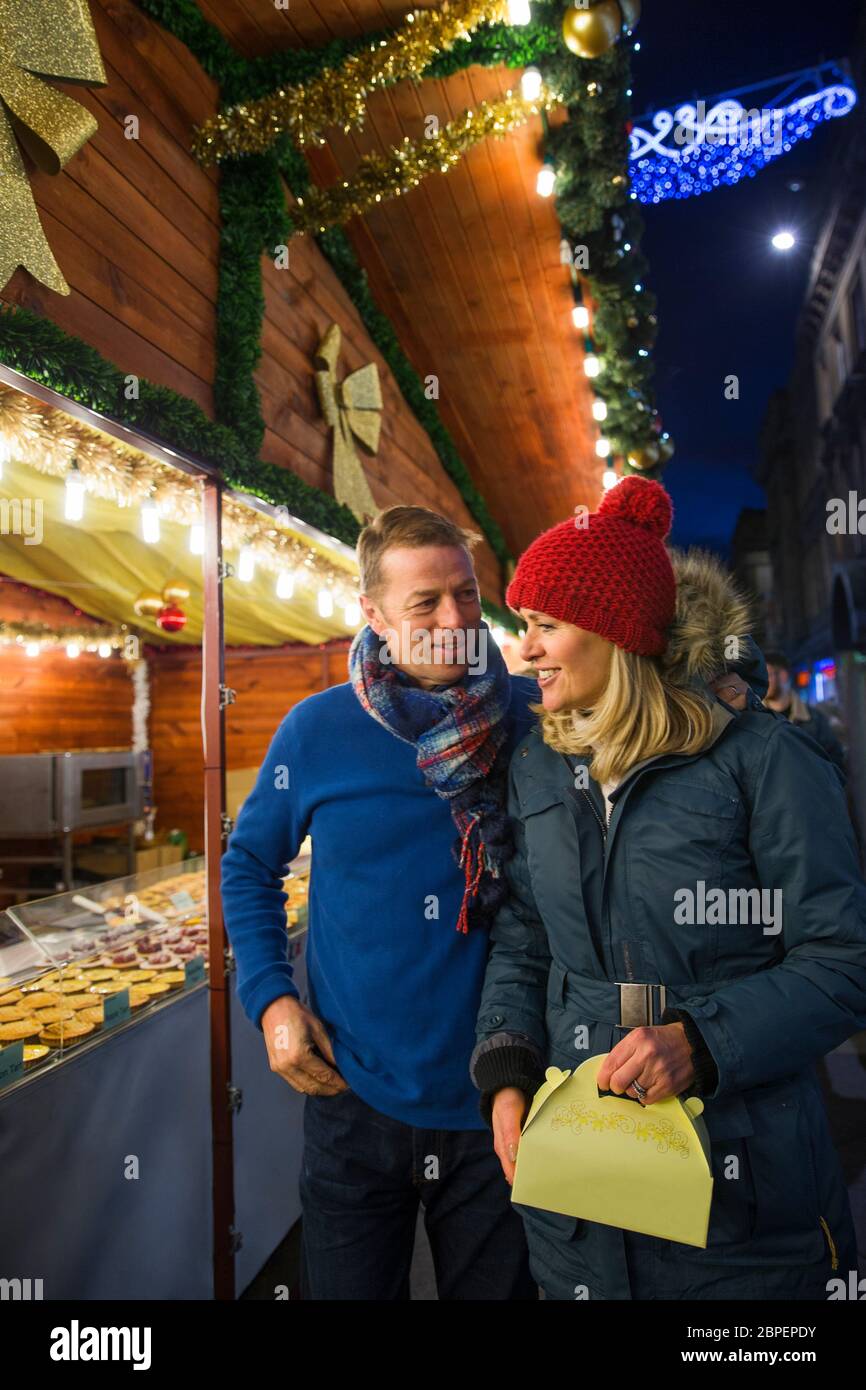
[506,476,676,656]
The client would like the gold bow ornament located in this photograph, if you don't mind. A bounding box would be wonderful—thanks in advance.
[0,0,106,295]
[313,323,381,525]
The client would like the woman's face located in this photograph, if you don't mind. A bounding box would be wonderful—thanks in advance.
[518,609,613,713]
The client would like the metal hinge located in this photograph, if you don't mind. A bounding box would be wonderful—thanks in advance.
[221,812,235,841]
[227,1083,243,1114]
[223,946,236,974]
[228,1226,243,1254]
[219,684,236,710]
[218,559,234,582]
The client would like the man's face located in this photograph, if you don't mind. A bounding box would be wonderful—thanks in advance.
[766,662,791,702]
[359,544,483,687]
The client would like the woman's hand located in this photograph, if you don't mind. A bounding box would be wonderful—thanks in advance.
[597,1023,695,1104]
[491,1086,530,1185]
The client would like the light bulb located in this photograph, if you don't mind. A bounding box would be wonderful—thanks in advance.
[189,523,205,555]
[507,0,531,24]
[343,598,361,626]
[66,642,81,659]
[65,467,85,522]
[318,587,334,618]
[584,354,601,378]
[596,437,611,458]
[536,163,555,198]
[521,67,543,101]
[592,400,608,422]
[238,546,256,582]
[141,498,160,544]
[98,641,112,658]
[602,469,619,491]
[276,570,295,599]
[572,304,590,329]
[772,230,795,251]
[25,641,39,657]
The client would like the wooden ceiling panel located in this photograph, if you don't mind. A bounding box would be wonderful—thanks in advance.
[194,1,603,555]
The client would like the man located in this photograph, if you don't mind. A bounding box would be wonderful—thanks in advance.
[763,649,846,772]
[220,505,540,1301]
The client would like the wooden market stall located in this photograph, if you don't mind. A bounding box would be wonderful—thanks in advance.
[0,0,661,1299]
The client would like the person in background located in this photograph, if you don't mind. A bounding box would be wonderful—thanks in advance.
[763,649,846,772]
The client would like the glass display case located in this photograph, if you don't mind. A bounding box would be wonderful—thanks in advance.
[0,851,309,1090]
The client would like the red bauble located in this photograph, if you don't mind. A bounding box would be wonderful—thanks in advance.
[156,602,187,633]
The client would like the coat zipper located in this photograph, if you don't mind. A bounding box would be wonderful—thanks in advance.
[580,787,607,842]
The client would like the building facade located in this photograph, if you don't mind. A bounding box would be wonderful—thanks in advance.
[757,9,866,838]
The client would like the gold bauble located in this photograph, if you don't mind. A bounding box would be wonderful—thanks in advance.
[626,442,660,471]
[561,1,623,59]
[619,0,641,30]
[162,580,191,604]
[657,436,676,463]
[133,592,164,618]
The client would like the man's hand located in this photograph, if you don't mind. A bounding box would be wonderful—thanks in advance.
[261,995,349,1096]
[596,1023,695,1104]
[491,1086,530,1186]
[708,671,749,710]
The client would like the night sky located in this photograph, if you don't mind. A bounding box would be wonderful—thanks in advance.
[630,0,862,555]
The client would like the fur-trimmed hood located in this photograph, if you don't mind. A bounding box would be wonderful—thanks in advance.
[661,548,753,690]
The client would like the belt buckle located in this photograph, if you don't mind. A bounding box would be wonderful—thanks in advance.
[617,982,666,1028]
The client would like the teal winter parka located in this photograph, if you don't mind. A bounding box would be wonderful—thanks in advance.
[473,551,866,1299]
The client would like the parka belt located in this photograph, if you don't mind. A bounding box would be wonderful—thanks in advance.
[550,963,713,1029]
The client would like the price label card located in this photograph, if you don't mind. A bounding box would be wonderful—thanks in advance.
[0,1041,24,1089]
[104,990,131,1028]
[170,890,196,913]
[184,955,206,988]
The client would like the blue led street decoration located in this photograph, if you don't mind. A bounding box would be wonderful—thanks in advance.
[628,63,857,204]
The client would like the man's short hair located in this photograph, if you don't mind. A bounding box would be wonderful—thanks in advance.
[763,649,790,670]
[357,505,481,599]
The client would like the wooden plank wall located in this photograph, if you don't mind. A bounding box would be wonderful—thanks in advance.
[148,642,350,850]
[0,0,504,599]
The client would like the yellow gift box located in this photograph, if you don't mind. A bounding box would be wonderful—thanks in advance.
[511,1056,713,1247]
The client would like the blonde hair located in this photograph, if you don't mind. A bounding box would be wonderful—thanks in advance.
[357,505,482,600]
[532,547,754,785]
[535,644,715,785]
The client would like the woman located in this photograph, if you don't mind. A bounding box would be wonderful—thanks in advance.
[471,475,866,1301]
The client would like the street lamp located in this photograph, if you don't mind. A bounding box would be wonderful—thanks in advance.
[771,230,796,252]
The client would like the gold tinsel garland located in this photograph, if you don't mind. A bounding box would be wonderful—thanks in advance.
[192,0,508,164]
[0,385,360,605]
[291,87,561,236]
[0,620,130,653]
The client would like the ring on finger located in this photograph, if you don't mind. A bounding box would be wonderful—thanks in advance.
[630,1078,648,1098]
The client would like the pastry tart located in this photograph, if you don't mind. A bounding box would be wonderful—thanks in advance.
[63,994,99,1011]
[23,1044,50,1065]
[39,1016,95,1045]
[0,989,22,1006]
[19,991,63,1009]
[0,1019,41,1042]
[79,1004,105,1026]
[159,970,186,988]
[0,1004,33,1022]
[33,1006,76,1024]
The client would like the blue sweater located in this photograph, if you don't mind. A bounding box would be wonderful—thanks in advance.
[220,674,538,1130]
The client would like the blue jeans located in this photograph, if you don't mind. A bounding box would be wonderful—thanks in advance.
[299,1087,537,1300]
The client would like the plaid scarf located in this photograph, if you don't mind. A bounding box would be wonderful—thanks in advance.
[349,622,513,933]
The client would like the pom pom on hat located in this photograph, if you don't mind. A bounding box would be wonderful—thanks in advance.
[506,476,676,656]
[597,473,672,538]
